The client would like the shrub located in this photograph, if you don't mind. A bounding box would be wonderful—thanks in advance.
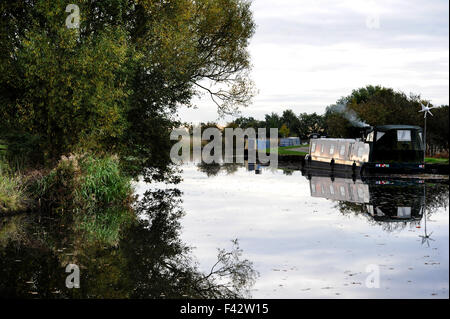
[0,165,27,212]
[34,154,135,244]
[0,132,43,171]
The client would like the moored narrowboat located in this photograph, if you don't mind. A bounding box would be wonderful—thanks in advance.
[304,125,425,175]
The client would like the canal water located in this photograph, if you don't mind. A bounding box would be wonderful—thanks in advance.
[137,163,449,299]
[0,162,448,298]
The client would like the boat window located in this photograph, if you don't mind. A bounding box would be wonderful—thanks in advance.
[329,144,335,155]
[376,207,385,216]
[376,132,385,141]
[329,184,335,195]
[311,183,316,193]
[366,132,374,142]
[340,145,345,156]
[321,144,324,153]
[397,130,411,142]
[397,207,411,218]
[311,142,316,153]
[371,129,423,162]
[339,186,345,196]
[357,147,364,157]
[357,187,364,199]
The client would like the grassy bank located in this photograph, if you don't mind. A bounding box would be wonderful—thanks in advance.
[425,157,449,164]
[266,145,308,156]
[1,153,135,245]
[32,154,135,244]
[267,146,449,164]
[0,170,28,212]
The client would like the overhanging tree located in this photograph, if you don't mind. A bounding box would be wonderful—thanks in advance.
[0,0,256,180]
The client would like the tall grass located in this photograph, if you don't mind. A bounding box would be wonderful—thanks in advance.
[34,154,135,244]
[77,156,134,213]
[0,133,42,172]
[425,157,449,164]
[0,162,27,212]
[76,155,135,244]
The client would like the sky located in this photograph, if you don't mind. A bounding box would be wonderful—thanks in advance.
[178,0,449,124]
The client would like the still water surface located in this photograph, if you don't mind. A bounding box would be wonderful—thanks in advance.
[0,162,448,298]
[138,163,449,298]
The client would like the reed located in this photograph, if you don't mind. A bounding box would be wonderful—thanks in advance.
[33,153,135,244]
[0,163,27,212]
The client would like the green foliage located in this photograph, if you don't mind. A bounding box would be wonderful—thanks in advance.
[281,109,300,136]
[226,116,264,131]
[0,165,28,212]
[0,131,43,171]
[227,86,448,148]
[226,86,449,151]
[318,86,448,149]
[1,1,130,159]
[36,154,134,211]
[346,85,423,126]
[33,154,134,244]
[266,146,307,156]
[425,157,449,164]
[426,105,449,155]
[324,111,353,138]
[0,0,256,179]
[78,208,133,245]
[298,112,325,139]
[264,113,282,133]
[279,124,290,138]
[228,111,326,140]
[78,155,133,213]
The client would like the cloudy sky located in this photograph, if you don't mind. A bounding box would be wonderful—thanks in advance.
[178,0,449,124]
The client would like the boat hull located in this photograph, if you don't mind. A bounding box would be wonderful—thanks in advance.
[303,158,425,176]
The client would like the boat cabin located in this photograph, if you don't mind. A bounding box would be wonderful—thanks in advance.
[307,125,424,168]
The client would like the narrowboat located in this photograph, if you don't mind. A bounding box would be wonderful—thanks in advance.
[304,125,425,175]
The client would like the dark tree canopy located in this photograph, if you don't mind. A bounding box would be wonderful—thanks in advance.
[323,85,448,152]
[346,85,423,126]
[0,0,256,179]
[225,85,448,154]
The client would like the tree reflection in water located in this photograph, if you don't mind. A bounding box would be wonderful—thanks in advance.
[0,188,258,298]
[196,162,243,177]
[197,162,222,177]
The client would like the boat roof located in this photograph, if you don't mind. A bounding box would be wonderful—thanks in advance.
[312,138,359,142]
[373,125,422,131]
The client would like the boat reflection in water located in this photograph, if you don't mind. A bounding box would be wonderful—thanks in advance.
[307,175,425,224]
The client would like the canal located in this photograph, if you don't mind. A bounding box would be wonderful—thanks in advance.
[138,162,449,298]
[0,162,448,298]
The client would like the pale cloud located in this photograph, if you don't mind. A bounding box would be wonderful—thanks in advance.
[179,0,449,124]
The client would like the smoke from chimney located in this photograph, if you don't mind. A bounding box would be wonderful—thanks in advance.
[331,103,370,128]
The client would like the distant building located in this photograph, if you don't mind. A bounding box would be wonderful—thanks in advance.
[246,138,271,151]
[279,137,301,147]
